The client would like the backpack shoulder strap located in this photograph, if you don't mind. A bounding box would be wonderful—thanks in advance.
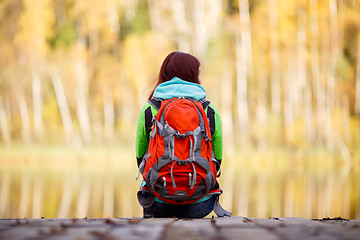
[198,99,215,136]
[200,99,211,110]
[206,104,216,136]
[145,98,163,137]
[149,98,162,110]
[144,107,153,137]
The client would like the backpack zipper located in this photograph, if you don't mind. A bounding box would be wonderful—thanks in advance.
[162,177,166,187]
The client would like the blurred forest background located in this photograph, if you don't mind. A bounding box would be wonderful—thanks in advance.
[0,0,360,219]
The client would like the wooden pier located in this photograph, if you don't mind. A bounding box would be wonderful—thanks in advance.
[1,216,359,239]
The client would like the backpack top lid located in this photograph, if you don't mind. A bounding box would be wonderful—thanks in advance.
[146,97,213,138]
[164,101,200,133]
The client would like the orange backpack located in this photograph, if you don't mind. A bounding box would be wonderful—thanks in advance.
[139,97,221,204]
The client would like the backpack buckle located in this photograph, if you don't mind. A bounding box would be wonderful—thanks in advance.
[174,131,186,139]
[175,160,188,166]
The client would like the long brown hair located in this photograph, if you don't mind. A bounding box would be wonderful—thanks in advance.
[148,51,201,100]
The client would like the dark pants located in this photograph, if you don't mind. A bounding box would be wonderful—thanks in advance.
[145,195,216,218]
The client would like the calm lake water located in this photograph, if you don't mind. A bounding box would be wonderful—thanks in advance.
[1,147,359,219]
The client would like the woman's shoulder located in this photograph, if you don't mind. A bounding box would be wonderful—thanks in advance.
[139,102,151,113]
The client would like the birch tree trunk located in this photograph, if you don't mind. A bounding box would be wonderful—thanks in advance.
[309,0,322,144]
[235,32,250,142]
[319,36,329,145]
[268,0,281,115]
[221,62,235,152]
[147,0,162,32]
[193,0,207,58]
[297,6,312,144]
[296,7,306,118]
[75,40,92,144]
[0,96,10,145]
[355,36,360,115]
[16,90,31,144]
[284,50,296,141]
[106,0,120,33]
[325,0,339,149]
[50,70,74,145]
[342,96,350,142]
[236,0,252,142]
[304,87,314,144]
[54,0,66,25]
[103,86,114,143]
[32,71,42,141]
[238,0,254,77]
[256,68,268,149]
[171,0,190,52]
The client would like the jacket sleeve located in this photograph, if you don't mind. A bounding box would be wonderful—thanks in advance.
[207,104,223,165]
[135,103,151,167]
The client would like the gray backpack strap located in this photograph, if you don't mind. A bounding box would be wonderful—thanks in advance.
[214,195,232,217]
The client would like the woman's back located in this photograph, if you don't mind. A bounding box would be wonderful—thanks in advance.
[135,51,230,218]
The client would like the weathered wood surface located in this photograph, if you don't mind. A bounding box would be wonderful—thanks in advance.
[1,217,359,240]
